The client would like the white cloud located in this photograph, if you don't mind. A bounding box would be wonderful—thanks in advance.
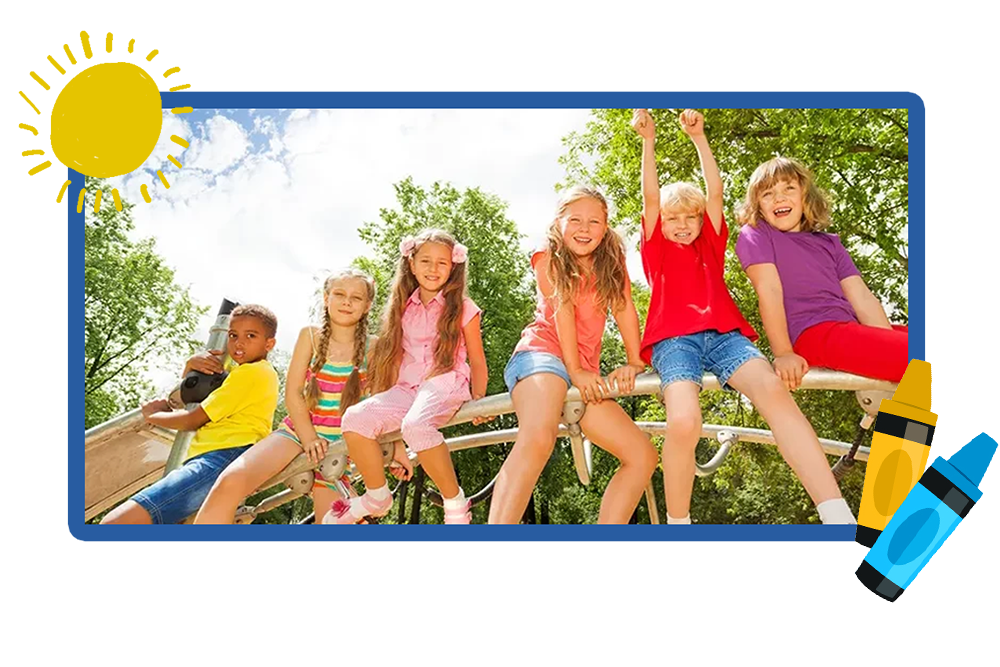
[184,114,251,173]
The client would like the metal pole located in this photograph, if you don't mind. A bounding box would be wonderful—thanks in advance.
[162,298,239,476]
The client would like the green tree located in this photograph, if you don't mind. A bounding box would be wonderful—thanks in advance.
[84,177,205,428]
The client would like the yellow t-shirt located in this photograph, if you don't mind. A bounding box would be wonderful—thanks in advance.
[186,359,279,461]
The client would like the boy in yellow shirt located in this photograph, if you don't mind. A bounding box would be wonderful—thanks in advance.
[101,305,280,524]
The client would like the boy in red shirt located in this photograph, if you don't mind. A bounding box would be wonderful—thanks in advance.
[632,109,854,525]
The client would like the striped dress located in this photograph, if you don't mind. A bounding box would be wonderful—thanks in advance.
[277,344,370,494]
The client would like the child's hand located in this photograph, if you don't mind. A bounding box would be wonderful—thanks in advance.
[678,109,705,138]
[470,390,495,425]
[187,349,225,375]
[388,441,413,481]
[303,438,328,465]
[141,398,171,420]
[773,353,809,391]
[631,109,655,140]
[569,369,610,404]
[607,363,644,396]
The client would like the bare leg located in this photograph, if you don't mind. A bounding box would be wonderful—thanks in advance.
[660,381,703,520]
[488,374,567,524]
[343,431,387,490]
[580,400,659,524]
[726,358,842,504]
[194,433,302,524]
[313,483,347,523]
[100,500,152,525]
[416,444,460,499]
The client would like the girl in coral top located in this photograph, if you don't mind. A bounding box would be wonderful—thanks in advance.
[488,186,659,524]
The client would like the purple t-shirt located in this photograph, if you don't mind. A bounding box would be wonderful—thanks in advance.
[735,221,861,345]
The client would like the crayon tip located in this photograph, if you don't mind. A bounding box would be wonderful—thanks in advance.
[948,433,997,487]
[893,359,932,412]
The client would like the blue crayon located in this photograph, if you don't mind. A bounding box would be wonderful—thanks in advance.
[857,432,997,601]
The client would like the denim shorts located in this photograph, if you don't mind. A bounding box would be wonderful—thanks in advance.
[503,351,572,393]
[131,445,252,524]
[650,330,763,391]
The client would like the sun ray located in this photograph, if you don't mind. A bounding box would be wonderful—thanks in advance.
[48,56,66,75]
[112,188,123,211]
[56,180,71,203]
[63,44,77,65]
[22,150,45,156]
[163,67,181,78]
[81,31,93,59]
[168,155,183,169]
[146,49,159,61]
[30,72,50,91]
[170,135,189,148]
[19,123,39,136]
[169,83,191,92]
[19,92,41,115]
[106,32,113,53]
[128,39,135,53]
[156,170,171,188]
[171,107,193,115]
[140,184,151,203]
[28,161,52,175]
[94,189,102,212]
[76,188,86,213]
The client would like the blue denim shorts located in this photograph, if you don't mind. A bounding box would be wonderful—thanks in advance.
[650,330,763,391]
[131,445,252,524]
[504,351,572,393]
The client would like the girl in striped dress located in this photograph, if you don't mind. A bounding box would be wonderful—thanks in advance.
[193,269,378,524]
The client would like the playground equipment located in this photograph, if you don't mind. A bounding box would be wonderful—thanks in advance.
[83,300,897,524]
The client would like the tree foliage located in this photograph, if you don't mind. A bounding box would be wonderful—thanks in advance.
[84,177,205,428]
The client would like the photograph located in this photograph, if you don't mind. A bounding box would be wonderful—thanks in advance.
[81,101,911,529]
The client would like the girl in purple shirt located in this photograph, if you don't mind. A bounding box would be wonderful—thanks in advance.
[735,157,907,385]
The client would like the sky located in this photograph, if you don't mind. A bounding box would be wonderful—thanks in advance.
[108,107,641,382]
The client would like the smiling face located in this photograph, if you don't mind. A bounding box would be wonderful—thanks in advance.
[661,206,704,245]
[227,315,276,364]
[326,276,371,327]
[559,196,608,259]
[758,177,805,232]
[408,241,454,294]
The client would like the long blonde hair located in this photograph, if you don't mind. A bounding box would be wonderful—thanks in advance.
[367,229,468,394]
[546,186,627,312]
[305,268,376,413]
[737,157,832,232]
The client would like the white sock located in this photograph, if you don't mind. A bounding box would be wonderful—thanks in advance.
[816,498,856,525]
[350,484,391,519]
[667,514,691,525]
[366,484,391,501]
[443,488,467,510]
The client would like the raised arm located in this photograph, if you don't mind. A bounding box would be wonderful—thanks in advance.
[632,109,661,241]
[745,263,808,390]
[841,275,892,329]
[679,109,723,233]
[537,253,608,404]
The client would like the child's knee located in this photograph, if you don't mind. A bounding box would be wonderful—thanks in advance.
[665,411,701,442]
[516,424,560,465]
[634,436,659,474]
[211,467,250,497]
[400,415,442,451]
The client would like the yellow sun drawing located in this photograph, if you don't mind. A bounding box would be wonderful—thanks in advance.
[17,31,193,213]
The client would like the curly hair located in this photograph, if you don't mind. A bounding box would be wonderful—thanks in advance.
[230,304,278,338]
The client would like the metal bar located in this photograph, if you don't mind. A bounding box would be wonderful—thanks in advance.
[162,298,238,475]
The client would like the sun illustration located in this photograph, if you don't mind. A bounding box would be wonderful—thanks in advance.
[18,31,193,213]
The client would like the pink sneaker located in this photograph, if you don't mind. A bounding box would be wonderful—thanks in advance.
[443,500,472,524]
[323,492,392,524]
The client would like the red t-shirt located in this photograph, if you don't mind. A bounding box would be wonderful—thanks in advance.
[639,211,757,364]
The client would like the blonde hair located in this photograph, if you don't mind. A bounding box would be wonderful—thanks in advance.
[737,157,832,232]
[546,186,627,313]
[660,182,706,215]
[305,268,376,413]
[368,228,468,394]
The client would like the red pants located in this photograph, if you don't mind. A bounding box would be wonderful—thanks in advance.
[793,322,909,383]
